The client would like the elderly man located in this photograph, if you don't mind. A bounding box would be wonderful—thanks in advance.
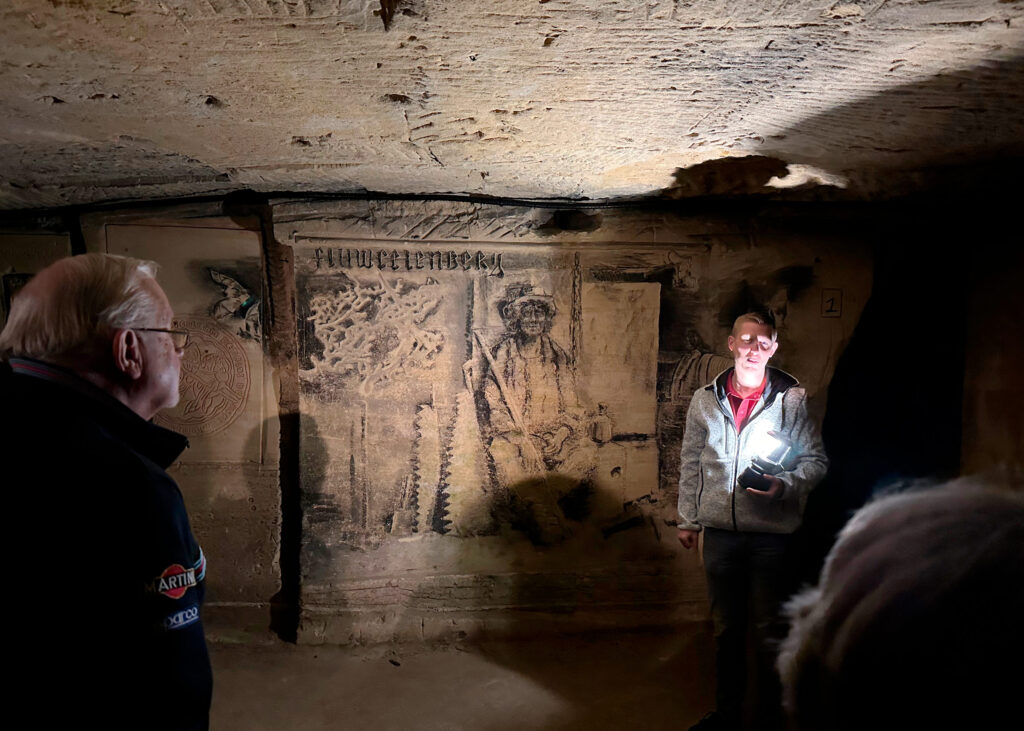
[678,312,828,731]
[0,254,211,730]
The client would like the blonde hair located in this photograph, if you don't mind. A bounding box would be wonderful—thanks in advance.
[731,311,777,342]
[0,253,161,363]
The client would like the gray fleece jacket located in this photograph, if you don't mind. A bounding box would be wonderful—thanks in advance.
[677,367,828,534]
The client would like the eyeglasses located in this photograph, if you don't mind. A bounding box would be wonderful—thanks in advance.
[136,328,190,349]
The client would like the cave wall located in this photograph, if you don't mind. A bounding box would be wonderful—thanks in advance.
[14,195,1020,644]
[272,199,870,643]
[962,247,1024,475]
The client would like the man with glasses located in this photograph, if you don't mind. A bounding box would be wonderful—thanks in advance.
[0,253,211,730]
[678,312,828,731]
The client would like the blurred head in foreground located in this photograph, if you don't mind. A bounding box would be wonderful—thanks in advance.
[778,478,1024,731]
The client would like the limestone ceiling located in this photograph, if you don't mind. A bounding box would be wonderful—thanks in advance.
[0,0,1022,210]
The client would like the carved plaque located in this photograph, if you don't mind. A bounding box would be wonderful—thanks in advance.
[155,316,251,437]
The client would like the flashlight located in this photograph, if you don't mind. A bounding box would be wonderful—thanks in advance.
[738,430,793,491]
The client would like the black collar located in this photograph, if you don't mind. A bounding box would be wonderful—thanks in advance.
[7,357,188,469]
[712,366,798,407]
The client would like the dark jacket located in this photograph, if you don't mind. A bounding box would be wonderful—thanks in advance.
[1,358,211,730]
[677,367,828,534]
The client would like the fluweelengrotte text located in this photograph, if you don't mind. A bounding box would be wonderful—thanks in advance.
[312,247,505,277]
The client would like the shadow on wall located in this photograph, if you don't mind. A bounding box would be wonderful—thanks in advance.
[196,414,326,643]
[272,413,332,641]
[665,156,790,198]
[794,220,969,585]
[387,466,714,728]
[474,472,654,549]
[658,54,1024,200]
[290,413,339,586]
[764,54,1024,192]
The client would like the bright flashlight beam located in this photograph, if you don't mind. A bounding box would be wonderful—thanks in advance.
[750,430,782,460]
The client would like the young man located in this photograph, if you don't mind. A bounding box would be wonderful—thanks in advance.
[0,253,211,730]
[678,312,828,731]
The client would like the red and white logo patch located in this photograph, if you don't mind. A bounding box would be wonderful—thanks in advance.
[151,564,197,599]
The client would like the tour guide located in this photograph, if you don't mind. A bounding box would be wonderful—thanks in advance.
[678,312,828,731]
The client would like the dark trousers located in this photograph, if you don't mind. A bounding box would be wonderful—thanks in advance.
[703,527,794,730]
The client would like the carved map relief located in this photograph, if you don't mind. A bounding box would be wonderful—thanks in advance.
[104,224,269,464]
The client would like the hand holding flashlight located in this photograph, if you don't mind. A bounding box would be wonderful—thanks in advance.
[745,475,784,499]
[738,430,793,496]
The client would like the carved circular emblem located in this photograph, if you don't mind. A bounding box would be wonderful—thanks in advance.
[155,316,250,436]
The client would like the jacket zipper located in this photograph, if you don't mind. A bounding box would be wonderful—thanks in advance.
[732,397,784,530]
[731,425,740,531]
[713,389,741,532]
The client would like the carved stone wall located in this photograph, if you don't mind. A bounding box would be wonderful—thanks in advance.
[8,196,1023,645]
[275,199,871,643]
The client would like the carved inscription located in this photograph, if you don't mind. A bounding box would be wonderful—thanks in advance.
[155,316,250,436]
[313,247,504,277]
[821,288,842,318]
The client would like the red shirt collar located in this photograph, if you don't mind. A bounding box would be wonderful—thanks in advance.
[727,371,767,401]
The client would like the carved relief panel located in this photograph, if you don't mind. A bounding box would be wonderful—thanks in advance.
[295,239,777,577]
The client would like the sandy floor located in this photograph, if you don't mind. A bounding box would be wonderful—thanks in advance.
[209,626,714,730]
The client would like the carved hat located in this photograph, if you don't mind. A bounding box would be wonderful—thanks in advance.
[502,283,556,319]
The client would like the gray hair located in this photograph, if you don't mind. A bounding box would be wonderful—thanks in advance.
[778,477,1024,730]
[731,311,777,342]
[0,253,161,363]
